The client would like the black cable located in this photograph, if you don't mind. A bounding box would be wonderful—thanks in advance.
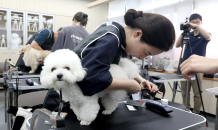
[60,89,62,101]
[58,89,63,116]
[16,77,19,107]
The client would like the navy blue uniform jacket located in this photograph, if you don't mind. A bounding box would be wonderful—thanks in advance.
[77,22,127,96]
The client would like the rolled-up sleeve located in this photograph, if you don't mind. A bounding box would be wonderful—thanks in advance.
[34,29,50,46]
[77,34,119,96]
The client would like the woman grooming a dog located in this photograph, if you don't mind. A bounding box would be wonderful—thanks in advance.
[30,27,63,65]
[73,9,175,96]
[16,27,63,73]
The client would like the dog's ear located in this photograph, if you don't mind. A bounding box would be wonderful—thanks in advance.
[74,68,86,82]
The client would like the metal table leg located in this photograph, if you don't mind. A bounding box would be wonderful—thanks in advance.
[14,91,18,107]
[7,92,12,130]
[172,81,178,102]
[185,81,188,109]
[5,88,7,123]
[215,95,218,130]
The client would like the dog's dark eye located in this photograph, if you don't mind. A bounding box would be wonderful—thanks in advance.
[64,67,70,70]
[51,67,56,72]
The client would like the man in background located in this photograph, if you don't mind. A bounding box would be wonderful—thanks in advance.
[175,13,212,114]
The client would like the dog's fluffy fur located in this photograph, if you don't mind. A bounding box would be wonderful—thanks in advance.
[40,49,139,125]
[21,44,51,73]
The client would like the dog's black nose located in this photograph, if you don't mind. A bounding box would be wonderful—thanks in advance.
[57,74,63,79]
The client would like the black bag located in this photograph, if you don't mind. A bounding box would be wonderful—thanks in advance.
[43,88,70,112]
[42,88,62,111]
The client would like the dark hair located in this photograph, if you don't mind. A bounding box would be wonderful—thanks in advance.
[73,12,88,26]
[124,9,175,51]
[57,27,63,32]
[189,13,202,22]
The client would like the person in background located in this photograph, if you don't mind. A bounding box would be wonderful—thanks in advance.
[29,28,62,51]
[52,12,89,52]
[175,13,212,114]
[29,27,63,64]
[16,27,62,73]
[73,9,175,96]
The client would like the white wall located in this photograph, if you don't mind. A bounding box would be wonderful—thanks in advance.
[194,0,218,59]
[152,0,193,62]
[109,0,193,67]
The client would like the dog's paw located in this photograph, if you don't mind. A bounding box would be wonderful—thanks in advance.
[29,71,34,73]
[80,120,91,125]
[102,110,112,115]
[77,117,81,121]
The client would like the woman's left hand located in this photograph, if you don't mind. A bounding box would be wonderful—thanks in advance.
[140,80,162,94]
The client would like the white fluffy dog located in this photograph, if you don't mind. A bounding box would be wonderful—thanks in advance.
[21,44,51,73]
[40,49,139,125]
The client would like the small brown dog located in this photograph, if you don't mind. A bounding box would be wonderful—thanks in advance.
[20,44,51,73]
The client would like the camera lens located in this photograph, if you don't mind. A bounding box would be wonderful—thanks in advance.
[183,24,190,30]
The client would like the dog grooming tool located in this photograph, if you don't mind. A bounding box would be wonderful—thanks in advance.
[26,79,34,86]
[145,100,173,114]
[18,71,23,75]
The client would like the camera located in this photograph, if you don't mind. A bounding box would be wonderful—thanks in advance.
[180,23,190,32]
[180,17,190,32]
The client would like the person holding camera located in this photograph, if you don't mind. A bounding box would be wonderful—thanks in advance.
[175,13,212,114]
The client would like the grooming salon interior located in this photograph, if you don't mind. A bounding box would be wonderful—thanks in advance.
[0,0,218,130]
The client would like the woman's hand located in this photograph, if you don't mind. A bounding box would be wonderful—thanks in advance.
[140,80,162,94]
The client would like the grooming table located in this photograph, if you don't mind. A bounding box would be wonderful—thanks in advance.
[26,102,206,130]
[150,74,195,107]
[206,87,218,130]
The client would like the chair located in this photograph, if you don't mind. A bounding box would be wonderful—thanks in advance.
[10,90,48,130]
[18,90,48,107]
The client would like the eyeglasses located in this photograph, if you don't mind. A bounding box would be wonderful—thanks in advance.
[191,20,201,24]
